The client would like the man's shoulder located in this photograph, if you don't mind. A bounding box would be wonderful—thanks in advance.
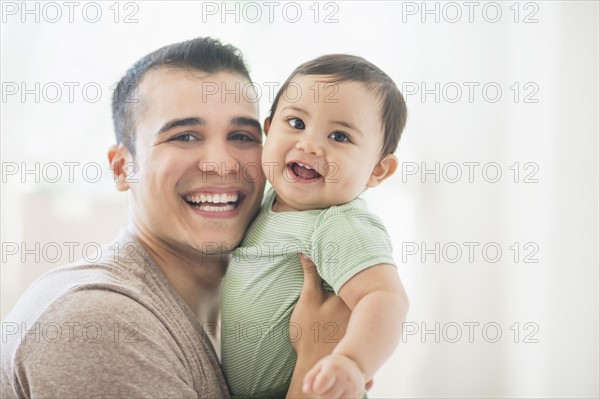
[1,270,163,359]
[2,287,158,355]
[3,242,152,322]
[1,230,165,361]
[0,265,195,398]
[0,286,198,399]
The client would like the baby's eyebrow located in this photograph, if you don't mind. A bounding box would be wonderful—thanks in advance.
[279,106,308,115]
[332,120,363,136]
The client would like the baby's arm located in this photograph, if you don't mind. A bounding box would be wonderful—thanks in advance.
[302,263,409,398]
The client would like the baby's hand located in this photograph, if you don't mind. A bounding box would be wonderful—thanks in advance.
[302,353,366,398]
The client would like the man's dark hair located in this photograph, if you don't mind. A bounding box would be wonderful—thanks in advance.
[268,54,407,159]
[112,37,251,156]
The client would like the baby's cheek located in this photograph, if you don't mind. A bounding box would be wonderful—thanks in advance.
[261,137,279,163]
[260,144,279,182]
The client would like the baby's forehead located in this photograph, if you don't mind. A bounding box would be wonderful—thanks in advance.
[288,75,380,107]
[292,73,374,90]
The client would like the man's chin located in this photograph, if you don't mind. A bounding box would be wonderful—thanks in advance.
[219,238,243,254]
[191,237,240,256]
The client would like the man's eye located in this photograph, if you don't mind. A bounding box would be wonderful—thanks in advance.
[287,118,305,130]
[329,131,350,143]
[172,133,197,141]
[230,132,258,142]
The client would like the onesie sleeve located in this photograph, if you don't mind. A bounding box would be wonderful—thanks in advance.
[309,201,396,294]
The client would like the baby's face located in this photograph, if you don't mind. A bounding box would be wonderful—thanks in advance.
[263,75,385,211]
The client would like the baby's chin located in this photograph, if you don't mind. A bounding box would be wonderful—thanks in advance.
[274,189,359,212]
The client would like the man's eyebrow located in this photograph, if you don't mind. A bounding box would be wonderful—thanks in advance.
[231,116,262,132]
[157,117,205,135]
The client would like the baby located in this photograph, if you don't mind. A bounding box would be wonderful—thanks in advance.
[222,54,409,398]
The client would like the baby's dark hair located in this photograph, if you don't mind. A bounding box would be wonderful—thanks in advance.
[269,54,407,158]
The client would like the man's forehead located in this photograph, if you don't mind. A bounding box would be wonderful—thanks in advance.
[132,66,260,136]
[136,66,258,116]
[139,67,243,95]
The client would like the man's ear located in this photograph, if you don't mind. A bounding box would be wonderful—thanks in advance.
[108,144,130,192]
[366,154,398,188]
[263,116,271,135]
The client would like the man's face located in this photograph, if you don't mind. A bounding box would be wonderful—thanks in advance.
[122,67,265,255]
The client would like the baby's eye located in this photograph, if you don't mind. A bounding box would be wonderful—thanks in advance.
[287,118,305,130]
[329,131,350,143]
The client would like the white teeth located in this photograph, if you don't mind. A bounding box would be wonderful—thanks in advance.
[185,192,240,205]
[199,204,235,212]
[291,161,315,170]
[299,162,314,170]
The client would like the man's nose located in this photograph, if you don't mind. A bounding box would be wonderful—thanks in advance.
[198,142,239,176]
[295,133,324,157]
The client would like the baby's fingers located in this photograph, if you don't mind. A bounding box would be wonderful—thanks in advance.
[319,382,347,399]
[312,368,337,395]
[302,362,321,394]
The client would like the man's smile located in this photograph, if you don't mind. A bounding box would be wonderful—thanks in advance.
[182,188,247,214]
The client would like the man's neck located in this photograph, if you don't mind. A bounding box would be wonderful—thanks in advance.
[128,225,227,324]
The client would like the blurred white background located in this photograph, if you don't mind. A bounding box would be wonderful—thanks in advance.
[1,1,598,397]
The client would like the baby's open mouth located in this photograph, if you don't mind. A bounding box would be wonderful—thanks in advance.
[286,162,323,182]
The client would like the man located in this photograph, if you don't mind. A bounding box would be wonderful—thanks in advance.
[1,37,349,398]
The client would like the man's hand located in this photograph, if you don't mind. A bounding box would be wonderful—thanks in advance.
[287,254,354,398]
[290,254,351,356]
[302,353,365,398]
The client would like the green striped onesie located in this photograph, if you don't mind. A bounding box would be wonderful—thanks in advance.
[222,188,396,398]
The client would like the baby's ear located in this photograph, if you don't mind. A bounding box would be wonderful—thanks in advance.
[263,116,271,135]
[366,154,398,188]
